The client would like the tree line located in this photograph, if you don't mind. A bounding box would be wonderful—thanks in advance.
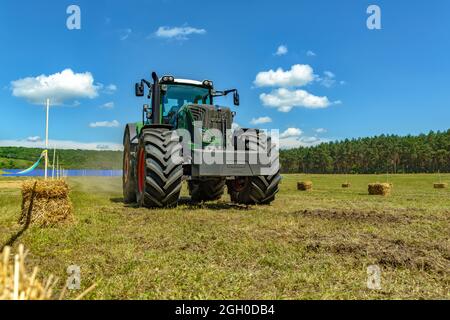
[2,129,450,173]
[0,147,122,170]
[280,130,450,174]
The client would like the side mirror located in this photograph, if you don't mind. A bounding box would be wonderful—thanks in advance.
[135,83,144,97]
[233,91,240,106]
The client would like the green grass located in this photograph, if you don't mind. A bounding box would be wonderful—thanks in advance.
[0,174,449,300]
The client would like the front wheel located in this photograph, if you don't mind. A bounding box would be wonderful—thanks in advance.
[136,127,183,208]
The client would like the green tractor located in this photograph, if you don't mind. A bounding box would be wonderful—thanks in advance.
[123,72,281,208]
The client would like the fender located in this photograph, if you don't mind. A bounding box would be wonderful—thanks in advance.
[124,123,139,146]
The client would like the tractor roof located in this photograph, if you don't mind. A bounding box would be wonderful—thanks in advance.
[160,77,209,87]
[171,78,204,86]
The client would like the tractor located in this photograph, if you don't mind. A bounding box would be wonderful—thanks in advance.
[123,72,281,208]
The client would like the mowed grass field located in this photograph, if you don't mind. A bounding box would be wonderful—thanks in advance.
[0,174,449,300]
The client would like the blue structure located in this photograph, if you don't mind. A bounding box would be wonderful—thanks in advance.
[1,169,122,177]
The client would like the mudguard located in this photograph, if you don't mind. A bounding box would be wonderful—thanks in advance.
[124,123,139,146]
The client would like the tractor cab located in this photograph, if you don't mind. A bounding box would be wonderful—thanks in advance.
[159,79,214,127]
[135,73,239,129]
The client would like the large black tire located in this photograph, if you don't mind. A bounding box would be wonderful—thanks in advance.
[229,129,281,205]
[136,127,183,208]
[227,173,281,205]
[188,178,226,202]
[123,127,137,203]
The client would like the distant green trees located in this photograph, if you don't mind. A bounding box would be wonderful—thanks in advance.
[2,129,449,173]
[280,130,450,174]
[0,147,123,170]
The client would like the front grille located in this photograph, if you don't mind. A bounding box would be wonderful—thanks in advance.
[187,104,233,147]
[189,105,206,122]
[187,105,232,130]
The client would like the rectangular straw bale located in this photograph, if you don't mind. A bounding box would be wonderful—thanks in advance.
[20,180,73,227]
[297,181,313,191]
[368,183,391,196]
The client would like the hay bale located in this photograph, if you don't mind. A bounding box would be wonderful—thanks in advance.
[368,183,391,196]
[0,244,57,300]
[20,180,73,227]
[342,183,351,188]
[297,181,313,191]
[434,183,448,189]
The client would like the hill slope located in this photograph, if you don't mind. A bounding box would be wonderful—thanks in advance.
[0,147,122,170]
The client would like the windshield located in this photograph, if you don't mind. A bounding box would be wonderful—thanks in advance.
[161,84,211,117]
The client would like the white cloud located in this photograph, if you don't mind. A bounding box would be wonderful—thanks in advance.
[11,69,100,105]
[26,136,42,143]
[104,84,117,94]
[279,135,327,149]
[260,88,331,112]
[280,128,303,138]
[119,28,132,41]
[89,120,120,128]
[254,64,315,88]
[316,71,346,88]
[100,102,114,109]
[0,139,123,151]
[306,50,316,57]
[274,45,288,56]
[315,128,327,134]
[271,128,327,149]
[155,26,206,40]
[324,71,335,78]
[250,116,272,125]
[317,71,337,88]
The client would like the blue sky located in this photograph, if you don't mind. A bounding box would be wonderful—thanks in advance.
[1,0,449,150]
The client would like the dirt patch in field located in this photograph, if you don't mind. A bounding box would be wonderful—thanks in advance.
[305,234,450,273]
[294,209,416,224]
[0,181,23,190]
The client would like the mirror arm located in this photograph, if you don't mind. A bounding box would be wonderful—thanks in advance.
[212,89,237,97]
[141,79,152,88]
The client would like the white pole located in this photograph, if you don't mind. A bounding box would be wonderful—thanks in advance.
[56,156,59,179]
[52,148,56,179]
[44,99,50,180]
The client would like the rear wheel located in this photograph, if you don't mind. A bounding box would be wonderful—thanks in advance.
[136,127,183,208]
[227,173,281,205]
[229,129,281,205]
[123,127,137,203]
[188,178,226,202]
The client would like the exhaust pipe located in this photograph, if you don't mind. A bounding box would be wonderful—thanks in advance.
[151,72,160,125]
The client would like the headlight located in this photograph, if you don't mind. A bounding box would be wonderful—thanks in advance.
[162,76,174,82]
[202,80,213,87]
